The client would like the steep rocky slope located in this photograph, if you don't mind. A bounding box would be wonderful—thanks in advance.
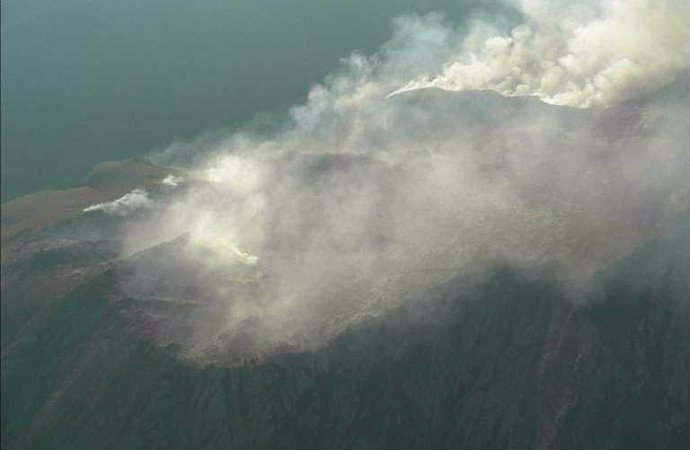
[2,86,689,448]
[2,204,688,449]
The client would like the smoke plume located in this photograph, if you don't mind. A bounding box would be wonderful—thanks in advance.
[391,0,690,107]
[84,189,152,216]
[117,0,689,362]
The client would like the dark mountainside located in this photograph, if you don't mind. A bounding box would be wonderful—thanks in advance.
[1,160,689,450]
[2,84,690,449]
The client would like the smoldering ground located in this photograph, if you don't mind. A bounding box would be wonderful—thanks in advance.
[107,0,689,363]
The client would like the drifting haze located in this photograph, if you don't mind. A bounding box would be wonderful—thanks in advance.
[118,0,689,361]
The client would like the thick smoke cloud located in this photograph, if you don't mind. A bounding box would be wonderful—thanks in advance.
[391,0,690,107]
[120,0,689,362]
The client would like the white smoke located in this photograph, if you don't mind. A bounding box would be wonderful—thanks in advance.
[84,189,152,216]
[390,0,690,107]
[117,0,690,362]
[161,174,182,187]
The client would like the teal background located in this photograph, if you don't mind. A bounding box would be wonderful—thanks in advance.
[1,0,512,200]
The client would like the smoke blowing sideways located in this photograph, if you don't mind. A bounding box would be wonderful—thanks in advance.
[106,0,689,361]
[391,0,690,107]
